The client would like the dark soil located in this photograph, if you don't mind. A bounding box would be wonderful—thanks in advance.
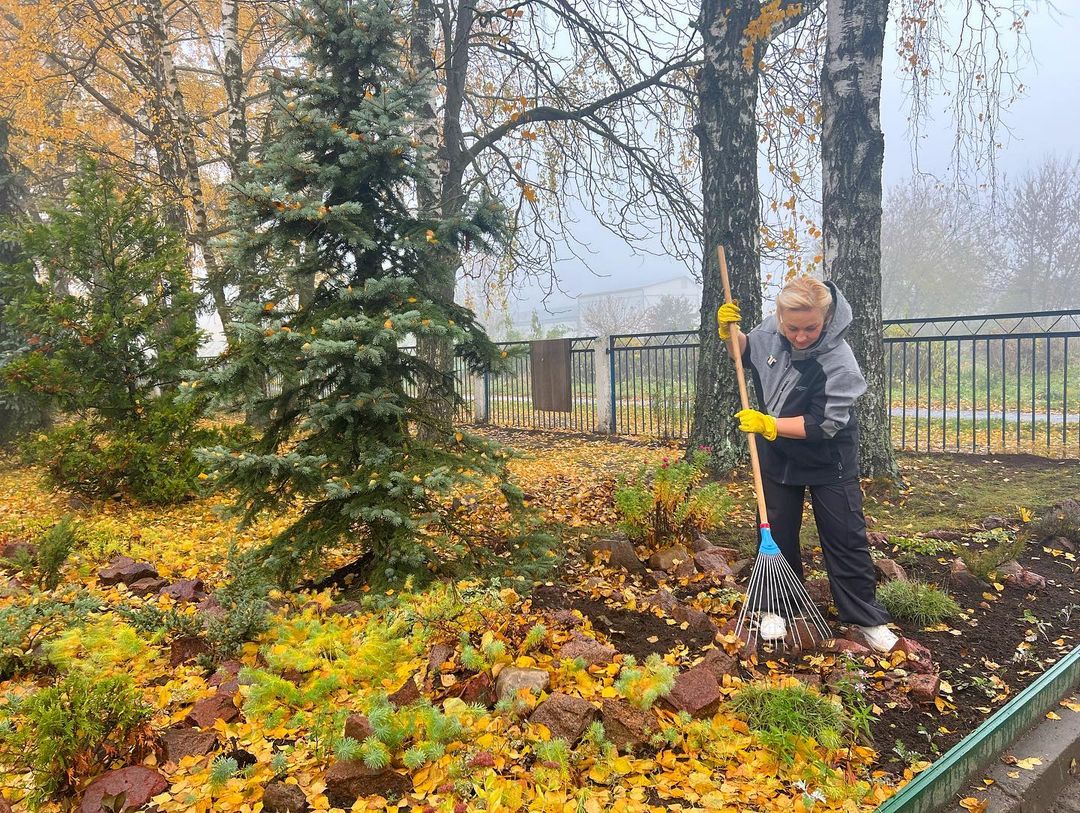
[862,533,1079,775]
[477,428,1080,782]
[527,583,719,662]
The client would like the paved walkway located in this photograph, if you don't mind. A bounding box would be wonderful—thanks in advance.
[1049,765,1080,813]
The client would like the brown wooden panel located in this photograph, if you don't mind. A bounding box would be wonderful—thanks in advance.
[530,338,572,412]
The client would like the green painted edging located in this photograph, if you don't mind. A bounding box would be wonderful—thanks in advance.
[876,644,1080,813]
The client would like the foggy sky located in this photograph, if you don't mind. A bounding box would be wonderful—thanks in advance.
[498,3,1080,318]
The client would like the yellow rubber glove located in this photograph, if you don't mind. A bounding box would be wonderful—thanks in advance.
[735,408,778,441]
[717,301,741,341]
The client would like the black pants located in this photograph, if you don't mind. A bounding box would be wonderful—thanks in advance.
[762,476,890,627]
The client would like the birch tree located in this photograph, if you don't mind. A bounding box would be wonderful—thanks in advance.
[819,0,894,479]
[690,0,820,472]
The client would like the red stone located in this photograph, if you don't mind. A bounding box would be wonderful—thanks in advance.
[262,780,309,813]
[558,637,616,667]
[160,728,217,764]
[324,761,411,807]
[208,661,242,689]
[98,557,158,587]
[127,577,168,597]
[344,713,373,742]
[388,675,420,708]
[699,648,739,680]
[599,697,658,752]
[529,693,596,744]
[873,558,908,582]
[80,766,167,813]
[661,664,721,718]
[169,635,211,667]
[821,638,871,657]
[694,548,734,579]
[185,694,239,728]
[327,601,361,617]
[158,579,206,603]
[447,671,497,707]
[890,637,934,674]
[909,674,941,702]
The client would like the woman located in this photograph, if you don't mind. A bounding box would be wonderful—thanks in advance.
[717,277,897,653]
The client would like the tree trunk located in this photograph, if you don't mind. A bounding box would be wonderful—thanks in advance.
[141,0,228,354]
[689,0,766,474]
[221,0,249,174]
[820,0,897,481]
[413,0,474,437]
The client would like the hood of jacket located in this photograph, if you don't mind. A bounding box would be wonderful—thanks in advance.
[759,281,853,361]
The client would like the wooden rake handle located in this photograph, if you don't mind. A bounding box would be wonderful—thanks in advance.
[717,245,771,527]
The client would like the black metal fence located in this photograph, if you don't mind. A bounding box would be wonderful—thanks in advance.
[609,331,698,439]
[884,309,1080,456]
[432,308,1080,458]
[484,337,597,432]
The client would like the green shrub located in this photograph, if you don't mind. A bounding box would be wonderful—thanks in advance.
[25,400,249,505]
[202,550,272,661]
[729,683,846,762]
[878,580,961,626]
[614,448,731,548]
[0,671,152,808]
[0,589,99,679]
[958,528,1025,582]
[36,514,79,590]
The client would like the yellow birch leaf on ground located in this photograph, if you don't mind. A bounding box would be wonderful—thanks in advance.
[1046,711,1061,720]
[959,797,988,813]
[1061,699,1080,712]
[1014,757,1043,770]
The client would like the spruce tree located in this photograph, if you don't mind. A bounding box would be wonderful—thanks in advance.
[200,0,517,586]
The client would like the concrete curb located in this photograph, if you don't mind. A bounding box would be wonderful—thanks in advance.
[948,692,1080,813]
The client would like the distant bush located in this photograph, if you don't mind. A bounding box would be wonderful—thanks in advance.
[1026,499,1080,547]
[25,400,249,504]
[958,528,1025,582]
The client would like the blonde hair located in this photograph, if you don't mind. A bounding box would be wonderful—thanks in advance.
[776,276,832,319]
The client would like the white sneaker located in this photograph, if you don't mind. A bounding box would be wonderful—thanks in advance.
[759,613,788,641]
[857,624,899,653]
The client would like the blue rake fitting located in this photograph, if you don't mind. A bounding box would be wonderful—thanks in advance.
[757,524,781,556]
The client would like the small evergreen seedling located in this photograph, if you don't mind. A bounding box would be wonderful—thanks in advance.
[36,515,79,590]
[522,624,547,652]
[615,654,677,710]
[360,737,392,770]
[209,756,239,789]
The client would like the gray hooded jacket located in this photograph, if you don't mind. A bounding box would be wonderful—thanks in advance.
[742,282,867,484]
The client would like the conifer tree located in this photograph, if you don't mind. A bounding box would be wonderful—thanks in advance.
[199,0,519,586]
[0,118,49,446]
[1,158,211,502]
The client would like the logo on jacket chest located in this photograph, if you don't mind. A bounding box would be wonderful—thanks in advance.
[767,355,777,367]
